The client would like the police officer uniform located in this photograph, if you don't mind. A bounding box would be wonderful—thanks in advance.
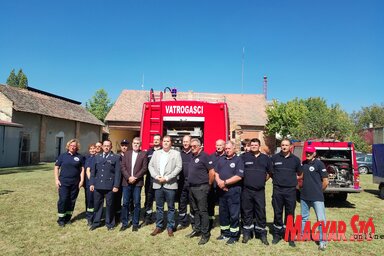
[55,152,85,226]
[90,152,121,230]
[241,151,272,244]
[177,148,194,228]
[187,150,214,244]
[215,154,244,243]
[84,153,95,225]
[270,151,302,244]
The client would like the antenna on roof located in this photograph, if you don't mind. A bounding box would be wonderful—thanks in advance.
[141,73,145,89]
[241,47,245,94]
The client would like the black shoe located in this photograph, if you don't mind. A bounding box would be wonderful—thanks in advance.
[89,225,98,231]
[242,235,251,244]
[217,234,229,240]
[120,225,128,232]
[107,226,115,231]
[289,241,296,247]
[226,237,237,245]
[261,236,270,246]
[272,235,281,245]
[58,222,65,227]
[185,230,201,238]
[176,224,188,231]
[132,226,139,232]
[198,236,210,245]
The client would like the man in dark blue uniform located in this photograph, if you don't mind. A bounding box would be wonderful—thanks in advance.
[208,139,225,229]
[54,139,85,227]
[299,146,329,251]
[271,138,302,247]
[185,138,215,245]
[142,134,162,226]
[241,138,272,245]
[177,135,194,230]
[215,141,244,245]
[89,139,121,231]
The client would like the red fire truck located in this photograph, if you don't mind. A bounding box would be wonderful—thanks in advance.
[140,89,230,154]
[293,139,363,201]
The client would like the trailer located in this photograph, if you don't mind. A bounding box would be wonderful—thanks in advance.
[372,144,384,199]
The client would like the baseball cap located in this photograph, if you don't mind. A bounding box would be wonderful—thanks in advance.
[120,139,129,145]
[304,146,316,153]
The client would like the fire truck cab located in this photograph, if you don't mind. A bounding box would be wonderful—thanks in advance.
[293,139,362,201]
[140,89,229,154]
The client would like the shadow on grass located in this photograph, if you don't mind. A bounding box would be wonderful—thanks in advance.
[71,211,87,224]
[325,199,355,208]
[363,189,382,199]
[0,190,14,196]
[0,163,53,175]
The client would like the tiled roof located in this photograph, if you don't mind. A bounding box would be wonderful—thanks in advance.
[106,89,266,126]
[0,84,104,126]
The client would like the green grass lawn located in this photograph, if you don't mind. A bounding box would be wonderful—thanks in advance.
[1,163,383,255]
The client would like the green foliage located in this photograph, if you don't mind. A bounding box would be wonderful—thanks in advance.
[86,88,112,122]
[351,104,384,130]
[6,68,28,88]
[266,97,354,141]
[6,69,18,87]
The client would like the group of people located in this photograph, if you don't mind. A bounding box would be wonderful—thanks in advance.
[54,136,329,250]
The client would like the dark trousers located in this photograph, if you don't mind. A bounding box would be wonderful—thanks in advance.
[84,178,94,222]
[189,184,210,238]
[272,186,296,237]
[242,187,267,236]
[207,184,217,219]
[178,182,195,227]
[155,187,176,230]
[114,187,122,221]
[93,189,115,228]
[218,186,241,238]
[144,174,155,219]
[57,183,79,223]
[121,185,142,227]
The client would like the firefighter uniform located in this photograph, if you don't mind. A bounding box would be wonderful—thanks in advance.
[178,148,194,228]
[55,152,85,225]
[271,152,302,242]
[208,151,224,227]
[241,151,272,243]
[90,152,121,229]
[84,154,95,225]
[215,155,244,240]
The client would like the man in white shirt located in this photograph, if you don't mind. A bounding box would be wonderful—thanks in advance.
[148,135,182,237]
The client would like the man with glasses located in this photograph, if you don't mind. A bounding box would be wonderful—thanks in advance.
[270,138,302,247]
[185,138,215,245]
[299,146,329,251]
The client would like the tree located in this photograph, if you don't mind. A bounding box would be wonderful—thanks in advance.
[266,97,354,141]
[86,89,113,122]
[6,68,28,88]
[351,104,384,130]
[6,69,18,87]
[17,69,28,88]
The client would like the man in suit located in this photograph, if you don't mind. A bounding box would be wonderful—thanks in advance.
[89,139,121,231]
[148,135,182,237]
[120,137,148,232]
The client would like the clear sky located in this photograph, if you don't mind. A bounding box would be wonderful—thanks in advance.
[0,0,383,113]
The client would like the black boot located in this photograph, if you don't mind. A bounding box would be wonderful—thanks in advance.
[272,234,281,244]
[261,235,269,245]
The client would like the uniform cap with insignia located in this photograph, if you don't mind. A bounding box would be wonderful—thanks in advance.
[120,139,129,145]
